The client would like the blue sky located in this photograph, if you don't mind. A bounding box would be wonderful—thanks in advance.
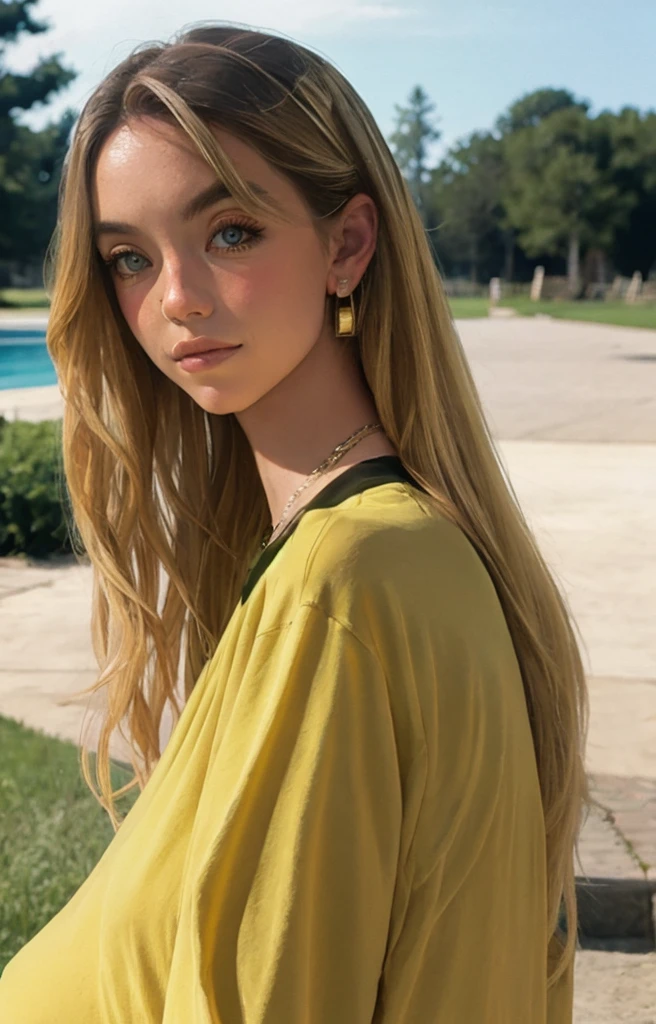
[7,0,655,162]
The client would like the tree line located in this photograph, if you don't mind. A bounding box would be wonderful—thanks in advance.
[389,85,656,291]
[1,1,654,296]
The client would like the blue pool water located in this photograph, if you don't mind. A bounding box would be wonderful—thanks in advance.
[0,328,57,389]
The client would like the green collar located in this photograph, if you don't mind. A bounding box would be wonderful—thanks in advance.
[241,455,426,603]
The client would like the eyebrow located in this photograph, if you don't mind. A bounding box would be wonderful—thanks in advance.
[93,179,274,241]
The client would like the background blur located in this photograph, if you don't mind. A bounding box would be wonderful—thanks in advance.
[1,0,656,300]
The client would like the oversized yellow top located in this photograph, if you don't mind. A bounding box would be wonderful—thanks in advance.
[0,455,573,1022]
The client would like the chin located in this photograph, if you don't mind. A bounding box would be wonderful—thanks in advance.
[181,383,255,417]
[187,390,236,416]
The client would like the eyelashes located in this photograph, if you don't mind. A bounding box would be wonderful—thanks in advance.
[102,217,265,279]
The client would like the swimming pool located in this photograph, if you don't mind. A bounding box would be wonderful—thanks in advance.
[0,328,57,389]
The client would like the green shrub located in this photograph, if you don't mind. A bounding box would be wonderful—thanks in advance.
[0,416,74,558]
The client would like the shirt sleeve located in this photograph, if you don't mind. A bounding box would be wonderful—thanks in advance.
[192,601,404,1023]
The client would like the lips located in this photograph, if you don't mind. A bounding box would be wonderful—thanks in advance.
[176,346,242,372]
[172,337,241,361]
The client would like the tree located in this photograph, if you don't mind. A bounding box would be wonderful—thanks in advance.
[501,105,632,295]
[1,108,77,262]
[430,131,506,283]
[388,85,441,225]
[0,0,78,285]
[593,106,656,279]
[494,87,587,137]
[492,88,588,283]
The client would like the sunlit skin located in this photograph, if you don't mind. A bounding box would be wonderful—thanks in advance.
[92,117,397,531]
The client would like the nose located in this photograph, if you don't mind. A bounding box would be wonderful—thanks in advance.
[159,259,214,326]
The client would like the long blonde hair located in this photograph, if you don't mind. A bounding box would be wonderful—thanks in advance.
[44,23,588,983]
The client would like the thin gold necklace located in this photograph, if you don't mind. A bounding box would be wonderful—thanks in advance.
[259,422,383,550]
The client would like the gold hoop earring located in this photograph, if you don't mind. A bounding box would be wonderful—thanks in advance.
[334,278,357,337]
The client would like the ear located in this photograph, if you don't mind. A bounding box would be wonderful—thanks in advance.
[326,193,378,297]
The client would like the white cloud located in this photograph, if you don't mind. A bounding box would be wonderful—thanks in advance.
[7,0,411,64]
[6,0,417,129]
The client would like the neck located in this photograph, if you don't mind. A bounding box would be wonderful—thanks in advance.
[234,330,397,528]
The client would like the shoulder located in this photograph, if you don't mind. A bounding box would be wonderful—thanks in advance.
[294,481,529,776]
[296,482,507,655]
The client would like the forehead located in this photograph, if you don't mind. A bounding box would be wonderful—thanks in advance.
[91,117,297,221]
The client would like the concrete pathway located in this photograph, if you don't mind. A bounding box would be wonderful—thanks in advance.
[456,317,656,895]
[461,315,656,443]
[574,951,656,1023]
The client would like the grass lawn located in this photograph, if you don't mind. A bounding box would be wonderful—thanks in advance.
[448,296,656,329]
[0,289,50,309]
[0,715,139,973]
[444,297,490,319]
[500,297,656,330]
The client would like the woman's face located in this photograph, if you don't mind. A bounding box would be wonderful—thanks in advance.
[91,117,343,415]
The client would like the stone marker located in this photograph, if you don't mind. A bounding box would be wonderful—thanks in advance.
[489,277,501,308]
[608,275,624,301]
[625,271,643,304]
[530,266,545,302]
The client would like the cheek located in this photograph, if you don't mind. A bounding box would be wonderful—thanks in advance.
[115,286,169,366]
[115,288,151,344]
[243,242,328,333]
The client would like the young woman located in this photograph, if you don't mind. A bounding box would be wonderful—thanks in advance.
[0,23,588,1023]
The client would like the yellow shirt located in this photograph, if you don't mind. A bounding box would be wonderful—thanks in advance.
[0,455,573,1022]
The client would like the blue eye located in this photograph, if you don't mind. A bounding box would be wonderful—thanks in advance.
[102,250,148,277]
[120,253,147,272]
[102,218,264,279]
[211,220,264,251]
[215,225,246,247]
